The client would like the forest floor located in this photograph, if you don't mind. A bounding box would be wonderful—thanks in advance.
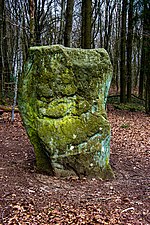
[0,105,149,225]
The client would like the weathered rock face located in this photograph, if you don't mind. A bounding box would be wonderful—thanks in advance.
[18,45,113,179]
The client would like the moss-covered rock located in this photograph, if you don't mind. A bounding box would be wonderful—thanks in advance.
[18,45,113,179]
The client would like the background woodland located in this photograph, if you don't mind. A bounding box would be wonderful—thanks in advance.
[0,0,149,113]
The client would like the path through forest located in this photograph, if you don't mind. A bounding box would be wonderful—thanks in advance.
[0,105,149,224]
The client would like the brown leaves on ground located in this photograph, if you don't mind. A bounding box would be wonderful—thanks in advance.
[0,105,149,225]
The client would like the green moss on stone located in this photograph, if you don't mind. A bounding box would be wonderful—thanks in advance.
[18,45,113,178]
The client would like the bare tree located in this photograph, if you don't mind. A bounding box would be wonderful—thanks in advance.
[142,0,150,113]
[120,0,128,103]
[29,0,35,46]
[0,0,4,101]
[81,0,92,49]
[59,0,65,44]
[127,0,134,102]
[64,0,74,47]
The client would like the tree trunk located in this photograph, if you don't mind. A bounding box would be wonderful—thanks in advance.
[120,0,127,103]
[127,0,134,102]
[0,0,4,101]
[64,0,74,47]
[0,0,4,74]
[81,0,92,49]
[29,0,35,46]
[104,0,109,51]
[139,36,145,98]
[0,0,10,98]
[143,1,150,114]
[145,59,150,114]
[2,10,10,83]
[59,0,65,45]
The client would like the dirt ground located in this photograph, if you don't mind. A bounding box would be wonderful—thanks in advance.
[0,105,149,225]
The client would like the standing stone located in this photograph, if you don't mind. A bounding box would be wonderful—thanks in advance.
[18,45,114,179]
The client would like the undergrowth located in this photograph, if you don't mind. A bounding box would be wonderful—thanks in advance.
[107,94,145,112]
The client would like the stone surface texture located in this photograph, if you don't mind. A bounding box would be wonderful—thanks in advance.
[18,45,113,178]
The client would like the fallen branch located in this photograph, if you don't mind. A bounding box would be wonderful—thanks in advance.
[121,207,135,214]
[0,105,19,113]
[131,94,145,102]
